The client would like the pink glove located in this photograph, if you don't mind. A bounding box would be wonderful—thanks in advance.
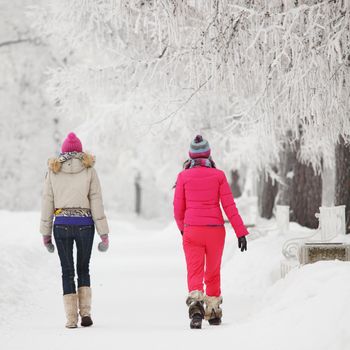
[98,234,109,252]
[42,235,55,253]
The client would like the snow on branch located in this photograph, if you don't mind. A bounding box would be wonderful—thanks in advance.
[30,0,350,172]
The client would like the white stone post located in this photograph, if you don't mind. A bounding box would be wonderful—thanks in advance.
[276,205,290,235]
[318,205,346,241]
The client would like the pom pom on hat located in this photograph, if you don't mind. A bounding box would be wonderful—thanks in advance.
[194,135,203,143]
[67,132,77,140]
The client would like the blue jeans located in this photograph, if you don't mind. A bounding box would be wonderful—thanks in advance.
[53,224,95,295]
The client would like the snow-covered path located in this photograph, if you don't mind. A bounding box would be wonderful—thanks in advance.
[2,211,350,350]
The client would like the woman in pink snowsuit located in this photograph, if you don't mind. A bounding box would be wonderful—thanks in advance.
[173,135,248,329]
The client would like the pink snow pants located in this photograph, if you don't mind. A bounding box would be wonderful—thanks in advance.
[183,225,226,297]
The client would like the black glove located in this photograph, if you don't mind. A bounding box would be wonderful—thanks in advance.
[238,236,247,252]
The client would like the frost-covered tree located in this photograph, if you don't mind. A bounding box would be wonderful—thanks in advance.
[30,0,350,223]
[0,0,62,210]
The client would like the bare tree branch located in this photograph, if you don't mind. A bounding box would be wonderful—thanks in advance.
[0,39,29,48]
[158,46,167,59]
[0,37,45,49]
[153,75,212,125]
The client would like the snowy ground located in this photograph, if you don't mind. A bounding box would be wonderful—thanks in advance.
[1,209,350,350]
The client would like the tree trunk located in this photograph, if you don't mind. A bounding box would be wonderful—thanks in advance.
[277,133,297,206]
[335,136,350,233]
[290,155,322,229]
[277,130,322,229]
[135,173,142,215]
[53,117,61,154]
[258,171,278,219]
[230,170,242,198]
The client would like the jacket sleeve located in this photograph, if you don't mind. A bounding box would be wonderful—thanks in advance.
[173,173,186,232]
[40,171,55,236]
[219,172,248,238]
[89,168,109,235]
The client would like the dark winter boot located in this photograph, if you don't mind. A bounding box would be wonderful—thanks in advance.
[204,295,223,326]
[78,287,93,327]
[186,291,205,329]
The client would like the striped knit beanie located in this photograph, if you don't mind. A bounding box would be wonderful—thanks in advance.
[189,135,211,159]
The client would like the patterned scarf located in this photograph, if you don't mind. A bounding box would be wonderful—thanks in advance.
[172,156,217,189]
[183,156,216,169]
[58,152,85,163]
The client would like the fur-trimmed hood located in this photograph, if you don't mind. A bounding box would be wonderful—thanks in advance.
[48,152,95,174]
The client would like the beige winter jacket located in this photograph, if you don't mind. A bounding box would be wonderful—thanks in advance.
[40,153,109,236]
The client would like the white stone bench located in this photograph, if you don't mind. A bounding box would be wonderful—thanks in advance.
[299,243,350,265]
[280,205,347,278]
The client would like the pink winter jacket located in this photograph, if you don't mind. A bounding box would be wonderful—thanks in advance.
[173,167,248,238]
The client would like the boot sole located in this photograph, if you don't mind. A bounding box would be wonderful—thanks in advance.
[190,314,203,329]
[208,318,222,326]
[190,320,202,329]
[81,316,93,327]
[190,322,202,329]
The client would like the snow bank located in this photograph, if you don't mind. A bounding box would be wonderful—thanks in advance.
[1,211,350,350]
[221,225,350,350]
[0,211,58,327]
[237,261,350,350]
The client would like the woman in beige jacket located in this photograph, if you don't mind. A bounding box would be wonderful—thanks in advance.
[40,132,109,329]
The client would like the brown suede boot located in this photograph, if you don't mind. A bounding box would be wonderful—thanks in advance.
[204,295,223,325]
[63,293,78,328]
[78,287,93,327]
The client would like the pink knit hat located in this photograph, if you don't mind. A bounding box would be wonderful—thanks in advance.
[61,132,83,153]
